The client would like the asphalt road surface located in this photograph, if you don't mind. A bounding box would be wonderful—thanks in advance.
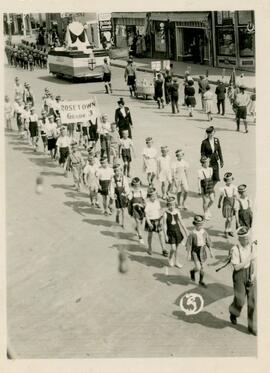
[5,63,256,358]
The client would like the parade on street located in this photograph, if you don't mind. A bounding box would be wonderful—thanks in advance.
[4,11,257,358]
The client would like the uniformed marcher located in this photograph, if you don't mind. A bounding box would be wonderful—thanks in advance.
[229,226,257,335]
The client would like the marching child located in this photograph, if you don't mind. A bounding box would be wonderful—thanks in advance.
[198,156,215,220]
[157,146,172,200]
[38,110,48,154]
[120,129,134,177]
[218,172,238,238]
[56,126,71,167]
[21,104,31,143]
[234,184,253,230]
[96,157,114,216]
[142,137,158,186]
[145,187,168,257]
[81,121,90,149]
[172,149,189,209]
[128,177,147,244]
[109,122,121,166]
[186,215,214,287]
[29,107,39,151]
[110,164,130,227]
[4,95,13,131]
[83,154,100,208]
[65,141,84,191]
[163,196,188,267]
[46,114,58,159]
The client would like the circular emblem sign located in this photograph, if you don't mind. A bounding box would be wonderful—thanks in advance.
[179,293,204,315]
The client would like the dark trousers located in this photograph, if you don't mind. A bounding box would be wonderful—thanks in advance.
[229,268,256,332]
[171,97,179,114]
[100,134,111,163]
[217,99,225,115]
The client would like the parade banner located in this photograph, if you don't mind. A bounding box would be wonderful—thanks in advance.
[151,61,161,71]
[59,97,98,124]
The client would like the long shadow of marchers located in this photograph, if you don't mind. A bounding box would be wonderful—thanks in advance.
[207,254,229,267]
[128,253,166,268]
[153,273,190,287]
[83,218,115,227]
[100,230,137,241]
[37,75,71,85]
[213,240,231,252]
[110,243,146,254]
[41,170,65,177]
[174,282,233,308]
[172,310,249,333]
[64,201,101,217]
[51,183,74,191]
[28,157,58,168]
[12,146,33,152]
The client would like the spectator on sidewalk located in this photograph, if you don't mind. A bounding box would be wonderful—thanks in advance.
[115,98,133,139]
[154,73,164,109]
[215,80,226,115]
[164,69,172,105]
[124,59,136,97]
[198,75,209,110]
[184,80,196,117]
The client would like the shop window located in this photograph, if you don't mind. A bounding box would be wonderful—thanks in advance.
[238,26,255,57]
[216,27,236,56]
[238,11,254,25]
[216,11,235,25]
[154,23,166,52]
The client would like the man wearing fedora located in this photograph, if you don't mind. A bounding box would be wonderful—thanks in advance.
[235,85,251,133]
[229,226,257,335]
[200,126,224,188]
[115,98,133,139]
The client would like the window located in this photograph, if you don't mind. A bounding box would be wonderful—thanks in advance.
[238,27,255,57]
[238,11,253,25]
[216,27,236,56]
[216,11,235,25]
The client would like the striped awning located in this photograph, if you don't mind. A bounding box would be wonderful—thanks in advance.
[111,12,147,19]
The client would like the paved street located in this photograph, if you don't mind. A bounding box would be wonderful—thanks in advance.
[5,64,256,358]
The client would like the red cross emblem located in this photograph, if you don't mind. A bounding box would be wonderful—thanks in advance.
[88,58,96,70]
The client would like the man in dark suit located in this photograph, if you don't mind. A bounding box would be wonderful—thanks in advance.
[215,80,226,115]
[200,126,224,187]
[115,98,133,138]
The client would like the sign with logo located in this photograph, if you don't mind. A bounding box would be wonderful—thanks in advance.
[88,57,96,70]
[151,61,161,71]
[59,98,98,124]
[179,293,204,315]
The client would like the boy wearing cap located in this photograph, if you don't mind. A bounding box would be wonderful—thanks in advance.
[96,158,114,215]
[65,142,84,191]
[142,137,158,186]
[186,215,214,287]
[157,146,172,200]
[83,155,100,208]
[110,164,130,227]
[229,226,257,335]
[218,172,238,238]
[163,196,188,267]
[235,85,250,133]
[128,177,147,244]
[234,184,253,230]
[144,188,168,256]
[172,149,189,209]
[198,156,215,220]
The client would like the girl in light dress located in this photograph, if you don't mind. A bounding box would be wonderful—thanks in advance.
[203,85,214,121]
[142,137,158,186]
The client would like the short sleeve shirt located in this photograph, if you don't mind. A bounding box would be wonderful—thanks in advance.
[142,147,157,159]
[56,136,71,148]
[219,184,238,198]
[145,199,162,220]
[198,167,213,180]
[230,244,256,268]
[96,167,114,181]
[120,138,133,149]
[172,159,189,180]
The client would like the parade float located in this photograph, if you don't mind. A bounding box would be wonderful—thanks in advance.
[48,21,109,81]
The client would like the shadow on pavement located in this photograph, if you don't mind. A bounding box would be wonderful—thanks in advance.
[51,183,75,191]
[207,254,229,267]
[174,282,233,308]
[153,273,190,286]
[128,253,166,268]
[83,218,116,227]
[172,310,249,334]
[28,157,57,168]
[37,75,71,85]
[213,240,231,251]
[41,170,65,177]
[100,230,137,241]
[110,243,146,254]
[64,200,96,216]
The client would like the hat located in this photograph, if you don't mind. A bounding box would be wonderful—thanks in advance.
[236,226,249,237]
[173,77,178,82]
[48,114,54,119]
[147,187,157,196]
[117,98,125,105]
[100,157,108,163]
[239,84,246,90]
[167,196,176,205]
[200,155,208,163]
[199,75,205,79]
[238,184,247,193]
[161,146,168,150]
[71,141,78,147]
[188,79,194,86]
[60,126,66,131]
[175,149,183,155]
[206,126,214,134]
[193,215,204,225]
[56,95,61,100]
[146,137,152,143]
[113,163,121,170]
[131,177,141,186]
[223,172,234,181]
[15,77,19,81]
[41,110,47,114]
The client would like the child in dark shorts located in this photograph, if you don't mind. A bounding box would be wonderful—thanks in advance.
[128,177,146,244]
[120,129,134,177]
[110,164,130,227]
[163,196,188,267]
[144,187,168,257]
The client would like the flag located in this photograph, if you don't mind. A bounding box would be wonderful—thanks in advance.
[229,68,236,87]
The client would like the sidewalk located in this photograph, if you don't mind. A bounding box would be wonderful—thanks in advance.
[111,56,255,90]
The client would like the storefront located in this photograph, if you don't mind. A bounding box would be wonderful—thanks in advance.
[213,11,255,70]
[111,12,147,50]
[174,12,212,65]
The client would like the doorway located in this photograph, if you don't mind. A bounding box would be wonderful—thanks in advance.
[183,28,205,64]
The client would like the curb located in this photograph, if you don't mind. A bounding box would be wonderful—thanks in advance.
[111,61,254,92]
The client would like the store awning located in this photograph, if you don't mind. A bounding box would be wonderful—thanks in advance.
[111,12,147,19]
[150,11,210,23]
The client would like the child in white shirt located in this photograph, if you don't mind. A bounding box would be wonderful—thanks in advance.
[198,156,215,220]
[142,137,158,186]
[120,129,134,177]
[172,149,189,209]
[83,155,100,208]
[157,146,172,199]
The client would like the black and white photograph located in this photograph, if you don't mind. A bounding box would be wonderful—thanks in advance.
[3,4,267,367]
